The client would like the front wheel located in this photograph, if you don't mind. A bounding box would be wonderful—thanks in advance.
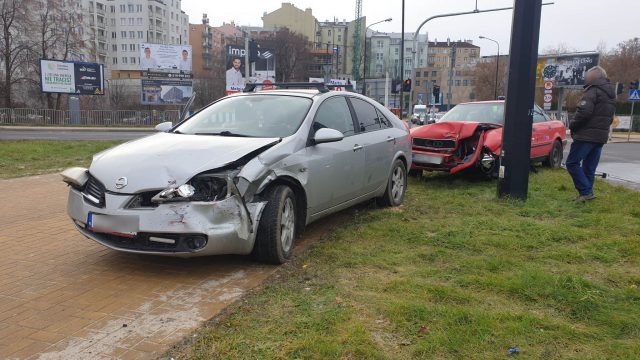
[253,185,296,264]
[377,159,407,207]
[544,140,563,168]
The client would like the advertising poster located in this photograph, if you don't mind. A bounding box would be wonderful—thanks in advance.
[40,59,104,95]
[226,45,247,94]
[537,53,600,88]
[139,43,193,72]
[141,79,193,105]
[309,78,357,91]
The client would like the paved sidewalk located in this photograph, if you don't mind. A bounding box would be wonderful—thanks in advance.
[0,174,332,359]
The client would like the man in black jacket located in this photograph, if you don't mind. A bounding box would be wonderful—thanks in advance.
[566,66,616,202]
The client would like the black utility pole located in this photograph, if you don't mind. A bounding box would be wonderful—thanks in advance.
[497,0,543,200]
[399,0,405,118]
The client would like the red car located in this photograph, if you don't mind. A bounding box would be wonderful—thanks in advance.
[410,101,566,177]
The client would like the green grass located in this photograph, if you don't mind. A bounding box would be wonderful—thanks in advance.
[0,140,122,178]
[169,169,640,360]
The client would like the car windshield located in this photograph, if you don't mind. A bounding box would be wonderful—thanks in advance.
[174,95,313,138]
[414,108,426,114]
[439,103,505,125]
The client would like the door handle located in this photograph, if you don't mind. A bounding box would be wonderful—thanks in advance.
[353,144,364,152]
[386,136,395,143]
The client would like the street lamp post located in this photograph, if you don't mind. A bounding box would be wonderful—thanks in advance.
[362,18,392,95]
[479,35,500,100]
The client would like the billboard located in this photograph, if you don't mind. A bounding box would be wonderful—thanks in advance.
[139,43,192,71]
[226,45,277,94]
[141,79,193,105]
[40,59,104,95]
[537,53,600,88]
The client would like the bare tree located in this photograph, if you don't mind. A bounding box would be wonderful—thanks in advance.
[0,0,31,107]
[261,28,310,82]
[32,0,84,109]
[601,37,640,99]
[471,57,508,101]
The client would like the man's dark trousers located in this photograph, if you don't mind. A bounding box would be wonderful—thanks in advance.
[566,140,604,196]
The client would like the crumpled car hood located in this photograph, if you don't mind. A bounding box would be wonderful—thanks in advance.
[90,132,280,193]
[411,121,501,140]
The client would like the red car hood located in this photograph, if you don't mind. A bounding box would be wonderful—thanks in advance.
[411,121,501,140]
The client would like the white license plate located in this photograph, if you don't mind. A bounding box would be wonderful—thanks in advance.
[413,153,444,165]
[87,212,138,234]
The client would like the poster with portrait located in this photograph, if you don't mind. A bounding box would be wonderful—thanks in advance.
[139,43,192,72]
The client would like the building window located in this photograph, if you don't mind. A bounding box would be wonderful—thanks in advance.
[111,32,116,38]
[375,64,383,73]
[416,80,420,86]
[394,48,399,55]
[110,18,115,26]
[376,53,383,60]
[423,71,428,77]
[121,31,126,38]
[136,4,142,12]
[119,4,125,12]
[121,44,127,51]
[405,47,412,53]
[415,71,420,78]
[337,35,341,42]
[128,4,134,12]
[455,80,461,86]
[432,71,437,77]
[137,31,143,39]
[463,80,469,86]
[128,18,134,25]
[130,57,136,64]
[110,5,115,12]
[112,44,117,51]
[129,31,135,38]
[328,30,331,36]
[122,57,127,64]
[112,57,117,64]
[376,40,383,48]
[129,44,136,51]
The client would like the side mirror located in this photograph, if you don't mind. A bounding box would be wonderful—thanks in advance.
[155,121,173,132]
[314,128,344,144]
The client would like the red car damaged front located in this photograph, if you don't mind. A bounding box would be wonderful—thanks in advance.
[410,120,503,175]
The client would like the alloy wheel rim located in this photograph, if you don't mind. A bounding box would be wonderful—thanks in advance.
[280,198,295,252]
[391,166,405,202]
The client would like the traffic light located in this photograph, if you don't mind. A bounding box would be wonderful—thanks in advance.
[616,82,625,95]
[391,79,399,94]
[432,84,440,101]
[631,80,640,90]
[403,79,412,92]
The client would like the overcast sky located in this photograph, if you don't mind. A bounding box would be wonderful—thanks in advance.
[182,0,637,56]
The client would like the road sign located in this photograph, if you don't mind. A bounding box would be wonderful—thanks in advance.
[543,94,552,102]
[629,89,640,101]
[544,81,553,90]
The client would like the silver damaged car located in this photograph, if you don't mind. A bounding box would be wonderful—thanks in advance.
[61,84,411,263]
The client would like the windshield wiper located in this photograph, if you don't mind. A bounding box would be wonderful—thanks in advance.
[194,131,250,137]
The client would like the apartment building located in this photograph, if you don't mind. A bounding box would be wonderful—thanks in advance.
[366,32,429,81]
[189,14,225,79]
[262,2,365,80]
[82,0,189,79]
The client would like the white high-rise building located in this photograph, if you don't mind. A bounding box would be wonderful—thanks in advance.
[82,0,189,79]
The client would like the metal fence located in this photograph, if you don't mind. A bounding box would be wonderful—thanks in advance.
[0,108,181,127]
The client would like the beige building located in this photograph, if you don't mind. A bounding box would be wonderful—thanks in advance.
[412,40,480,108]
[262,2,365,80]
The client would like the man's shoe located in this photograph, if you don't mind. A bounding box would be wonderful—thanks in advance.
[575,194,596,203]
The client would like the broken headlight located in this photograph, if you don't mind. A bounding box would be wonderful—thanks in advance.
[151,174,229,203]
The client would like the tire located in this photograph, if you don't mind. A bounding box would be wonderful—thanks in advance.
[544,140,563,168]
[253,185,296,264]
[377,159,407,207]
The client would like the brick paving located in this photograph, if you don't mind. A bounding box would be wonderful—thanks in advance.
[0,174,331,359]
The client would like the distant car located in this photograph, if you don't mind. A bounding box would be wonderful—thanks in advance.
[410,101,566,177]
[61,84,411,264]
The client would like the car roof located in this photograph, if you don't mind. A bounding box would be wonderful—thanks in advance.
[231,89,365,99]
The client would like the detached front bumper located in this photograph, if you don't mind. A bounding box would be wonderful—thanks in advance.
[67,188,265,257]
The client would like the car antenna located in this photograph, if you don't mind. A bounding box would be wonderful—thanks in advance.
[180,92,196,122]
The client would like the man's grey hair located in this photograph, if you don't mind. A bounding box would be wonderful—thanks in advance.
[587,66,607,79]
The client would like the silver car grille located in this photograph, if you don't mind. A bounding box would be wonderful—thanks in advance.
[83,175,106,208]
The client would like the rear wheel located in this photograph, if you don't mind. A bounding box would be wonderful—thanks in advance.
[544,140,563,168]
[253,185,296,264]
[377,159,407,207]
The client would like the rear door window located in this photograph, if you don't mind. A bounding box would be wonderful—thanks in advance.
[350,98,382,133]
